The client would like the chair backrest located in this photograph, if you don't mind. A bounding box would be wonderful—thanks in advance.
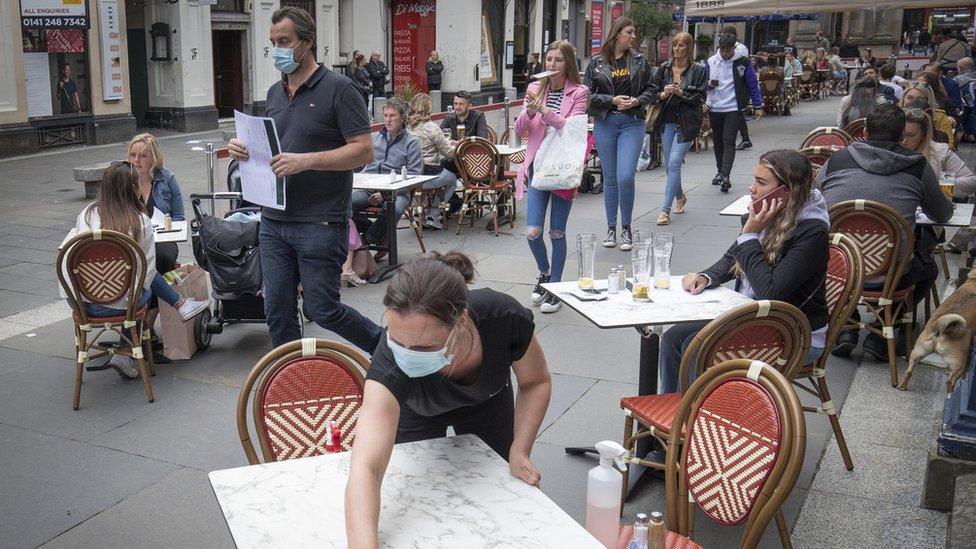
[798,146,837,168]
[761,77,782,94]
[498,128,528,164]
[820,233,865,362]
[842,118,868,141]
[679,300,811,390]
[56,229,148,324]
[455,136,500,188]
[237,338,370,464]
[800,127,853,149]
[487,125,498,144]
[828,200,913,298]
[665,359,805,547]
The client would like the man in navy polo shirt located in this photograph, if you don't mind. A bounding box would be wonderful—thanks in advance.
[227,6,382,352]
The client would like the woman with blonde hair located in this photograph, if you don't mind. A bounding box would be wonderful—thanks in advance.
[126,133,184,276]
[405,92,459,229]
[647,31,706,225]
[900,107,976,196]
[901,82,956,148]
[517,39,589,312]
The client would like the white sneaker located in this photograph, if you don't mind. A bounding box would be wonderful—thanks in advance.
[540,293,563,313]
[108,354,139,379]
[424,216,443,230]
[177,298,210,322]
[530,273,550,305]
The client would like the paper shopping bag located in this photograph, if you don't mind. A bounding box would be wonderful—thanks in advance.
[158,264,210,360]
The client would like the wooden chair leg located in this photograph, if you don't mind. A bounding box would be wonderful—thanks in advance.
[816,376,853,470]
[884,308,899,388]
[775,510,793,549]
[143,324,156,377]
[620,415,634,511]
[73,328,86,410]
[938,245,950,280]
[131,326,154,403]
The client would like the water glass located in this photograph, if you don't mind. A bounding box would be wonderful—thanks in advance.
[631,241,652,302]
[577,234,596,290]
[653,233,674,289]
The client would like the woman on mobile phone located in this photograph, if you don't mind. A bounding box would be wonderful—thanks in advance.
[583,17,655,251]
[659,150,830,392]
[647,32,706,226]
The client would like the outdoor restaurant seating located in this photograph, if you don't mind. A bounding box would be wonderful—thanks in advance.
[798,146,838,176]
[842,118,868,142]
[800,127,853,149]
[57,229,156,409]
[829,200,916,388]
[618,300,810,496]
[236,338,369,464]
[616,359,806,549]
[792,233,864,471]
[760,73,785,115]
[454,136,515,236]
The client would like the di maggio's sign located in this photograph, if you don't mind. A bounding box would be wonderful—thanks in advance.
[21,0,89,29]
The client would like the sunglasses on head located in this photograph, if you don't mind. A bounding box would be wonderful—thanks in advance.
[902,107,926,118]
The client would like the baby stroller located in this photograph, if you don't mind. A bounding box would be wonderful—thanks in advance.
[190,191,266,338]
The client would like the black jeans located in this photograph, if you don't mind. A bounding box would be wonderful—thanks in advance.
[737,110,751,142]
[258,216,382,352]
[395,382,515,460]
[709,111,742,178]
[156,242,179,274]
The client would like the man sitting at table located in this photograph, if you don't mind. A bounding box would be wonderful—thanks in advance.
[817,104,953,359]
[352,98,423,250]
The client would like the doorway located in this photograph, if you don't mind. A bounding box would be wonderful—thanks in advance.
[212,30,244,118]
[127,28,149,126]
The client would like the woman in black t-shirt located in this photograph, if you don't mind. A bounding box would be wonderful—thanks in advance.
[345,251,552,546]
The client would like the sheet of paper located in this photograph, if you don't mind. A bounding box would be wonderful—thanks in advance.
[234,110,286,211]
[150,207,165,227]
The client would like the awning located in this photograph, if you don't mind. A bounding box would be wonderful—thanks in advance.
[685,1,973,17]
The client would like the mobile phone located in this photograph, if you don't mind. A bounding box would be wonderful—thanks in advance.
[709,79,719,87]
[751,185,790,213]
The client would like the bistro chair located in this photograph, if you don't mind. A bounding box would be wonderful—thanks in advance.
[454,136,515,236]
[618,301,810,498]
[618,359,806,548]
[357,197,427,255]
[792,233,863,471]
[487,125,498,144]
[237,338,369,464]
[498,128,528,182]
[693,104,711,153]
[760,74,785,115]
[798,146,837,177]
[842,118,868,142]
[56,229,155,409]
[800,127,852,150]
[797,68,816,100]
[829,200,915,388]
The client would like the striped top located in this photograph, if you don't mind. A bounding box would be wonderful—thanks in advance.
[546,88,563,114]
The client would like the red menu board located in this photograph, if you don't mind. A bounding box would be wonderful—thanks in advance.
[658,36,670,63]
[590,1,603,56]
[392,0,437,92]
[610,2,624,26]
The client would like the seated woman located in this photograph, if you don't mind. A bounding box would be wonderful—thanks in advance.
[405,92,460,230]
[902,82,956,148]
[74,162,210,378]
[838,78,878,128]
[827,47,847,95]
[127,133,183,276]
[660,150,829,393]
[345,251,552,546]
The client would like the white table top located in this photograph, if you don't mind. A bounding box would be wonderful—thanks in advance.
[154,220,188,243]
[542,276,754,329]
[353,172,437,192]
[208,435,601,548]
[719,196,974,227]
[494,144,527,156]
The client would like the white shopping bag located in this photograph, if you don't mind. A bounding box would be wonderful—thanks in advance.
[531,115,589,191]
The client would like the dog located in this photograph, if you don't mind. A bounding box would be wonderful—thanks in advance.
[900,269,976,392]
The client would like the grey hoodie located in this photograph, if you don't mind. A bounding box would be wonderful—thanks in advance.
[817,140,953,228]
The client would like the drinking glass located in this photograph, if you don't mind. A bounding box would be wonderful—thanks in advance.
[442,128,452,140]
[577,234,596,290]
[631,241,652,302]
[653,233,674,290]
[457,124,466,140]
[940,173,956,202]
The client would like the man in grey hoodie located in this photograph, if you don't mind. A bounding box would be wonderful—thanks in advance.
[818,104,953,359]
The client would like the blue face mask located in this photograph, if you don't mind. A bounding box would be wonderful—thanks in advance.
[387,327,457,378]
[273,43,307,74]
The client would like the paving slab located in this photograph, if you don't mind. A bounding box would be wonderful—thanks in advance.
[0,424,178,548]
[534,321,642,384]
[538,379,636,446]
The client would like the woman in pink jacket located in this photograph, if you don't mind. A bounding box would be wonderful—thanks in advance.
[514,40,590,313]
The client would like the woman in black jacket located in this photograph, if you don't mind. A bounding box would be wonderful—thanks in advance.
[353,53,372,106]
[426,50,443,91]
[649,31,706,226]
[583,17,656,251]
[660,150,830,393]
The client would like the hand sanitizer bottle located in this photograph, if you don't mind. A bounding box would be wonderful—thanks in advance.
[585,440,628,548]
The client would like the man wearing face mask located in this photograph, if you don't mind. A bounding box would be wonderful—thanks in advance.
[227,7,382,353]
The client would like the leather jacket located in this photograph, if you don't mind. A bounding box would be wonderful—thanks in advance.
[649,60,707,143]
[584,51,656,120]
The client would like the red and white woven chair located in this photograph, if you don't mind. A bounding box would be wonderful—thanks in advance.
[829,200,915,388]
[56,229,155,409]
[799,127,853,150]
[237,338,369,464]
[454,136,514,236]
[792,233,863,471]
[618,301,810,503]
[797,146,838,176]
[842,118,868,142]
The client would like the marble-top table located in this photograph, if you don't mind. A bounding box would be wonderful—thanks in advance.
[494,144,527,156]
[720,195,974,227]
[209,434,602,548]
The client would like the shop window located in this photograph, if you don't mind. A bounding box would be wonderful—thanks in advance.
[22,29,90,118]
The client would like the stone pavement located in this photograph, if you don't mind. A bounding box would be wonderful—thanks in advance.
[0,98,956,548]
